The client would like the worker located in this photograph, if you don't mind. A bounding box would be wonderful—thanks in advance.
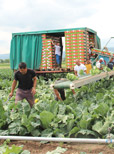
[74,59,87,76]
[9,62,37,108]
[89,46,98,64]
[52,40,61,68]
[96,58,106,70]
[85,56,91,65]
[89,46,94,59]
[108,58,114,70]
[53,78,75,101]
[103,46,109,52]
[84,57,92,74]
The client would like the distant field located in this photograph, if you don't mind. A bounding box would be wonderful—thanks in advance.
[0,63,10,69]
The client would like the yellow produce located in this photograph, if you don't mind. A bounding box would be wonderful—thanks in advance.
[35,99,39,103]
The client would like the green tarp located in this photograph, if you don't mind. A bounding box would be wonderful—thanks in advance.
[96,35,101,49]
[10,34,42,69]
[12,27,97,36]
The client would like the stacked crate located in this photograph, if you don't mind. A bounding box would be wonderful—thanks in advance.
[40,34,47,70]
[41,34,53,70]
[52,45,57,68]
[51,37,61,68]
[65,32,72,69]
[89,34,94,47]
[41,35,60,70]
[65,30,89,69]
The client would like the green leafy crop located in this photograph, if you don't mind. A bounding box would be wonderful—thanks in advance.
[66,73,79,81]
[79,70,85,76]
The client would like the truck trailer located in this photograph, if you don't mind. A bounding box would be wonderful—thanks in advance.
[10,27,101,73]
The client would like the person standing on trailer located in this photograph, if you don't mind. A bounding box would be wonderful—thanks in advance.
[74,59,87,77]
[9,62,37,108]
[52,40,61,68]
[89,46,94,59]
[89,46,98,62]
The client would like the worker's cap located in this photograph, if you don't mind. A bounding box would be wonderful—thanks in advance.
[100,58,104,61]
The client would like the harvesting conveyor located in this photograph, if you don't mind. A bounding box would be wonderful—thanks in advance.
[52,70,114,90]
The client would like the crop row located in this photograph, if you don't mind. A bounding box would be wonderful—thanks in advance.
[0,69,114,139]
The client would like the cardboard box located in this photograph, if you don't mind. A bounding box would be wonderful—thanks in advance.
[40,66,47,69]
[66,50,72,53]
[72,56,79,59]
[65,40,72,43]
[65,34,71,37]
[66,57,72,61]
[65,31,71,33]
[66,47,72,50]
[66,53,72,55]
[78,52,85,55]
[66,59,73,62]
[65,43,72,46]
[66,65,73,68]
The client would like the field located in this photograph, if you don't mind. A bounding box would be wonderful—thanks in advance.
[0,63,10,69]
[0,64,114,153]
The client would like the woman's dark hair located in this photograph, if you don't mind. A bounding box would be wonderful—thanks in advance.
[90,46,93,49]
[19,62,27,69]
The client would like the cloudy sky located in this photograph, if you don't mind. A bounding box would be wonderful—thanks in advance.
[0,0,114,54]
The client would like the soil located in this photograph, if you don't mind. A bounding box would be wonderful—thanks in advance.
[1,140,114,154]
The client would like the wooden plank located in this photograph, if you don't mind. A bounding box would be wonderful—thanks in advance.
[35,69,74,74]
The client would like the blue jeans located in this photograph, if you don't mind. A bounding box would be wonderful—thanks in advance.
[56,54,60,65]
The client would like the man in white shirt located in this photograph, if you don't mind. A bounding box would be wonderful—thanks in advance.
[74,59,87,76]
[96,58,106,70]
[52,41,61,67]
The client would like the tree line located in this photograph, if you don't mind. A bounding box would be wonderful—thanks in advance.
[0,59,10,63]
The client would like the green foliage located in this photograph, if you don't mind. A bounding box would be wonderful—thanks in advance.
[90,66,111,76]
[1,68,114,139]
[79,69,85,76]
[40,111,54,129]
[0,100,7,128]
[0,139,30,154]
[66,73,78,81]
[0,69,13,80]
[46,146,67,154]
[103,66,111,72]
[90,66,101,75]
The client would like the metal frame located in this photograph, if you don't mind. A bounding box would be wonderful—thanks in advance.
[71,71,114,89]
[102,37,114,51]
[53,70,114,90]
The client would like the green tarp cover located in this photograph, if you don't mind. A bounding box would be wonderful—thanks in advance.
[12,27,97,36]
[10,34,42,69]
[96,35,101,49]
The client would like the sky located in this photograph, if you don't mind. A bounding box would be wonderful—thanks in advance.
[0,0,114,54]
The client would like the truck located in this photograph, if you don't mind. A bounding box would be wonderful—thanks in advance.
[10,27,114,101]
[10,27,101,74]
